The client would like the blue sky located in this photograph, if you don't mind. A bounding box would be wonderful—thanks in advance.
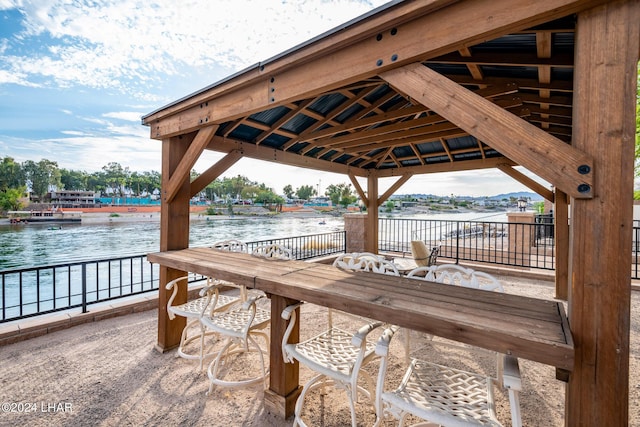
[0,0,544,197]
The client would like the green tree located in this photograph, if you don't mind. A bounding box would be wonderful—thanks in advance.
[325,183,356,207]
[0,156,24,191]
[283,184,294,199]
[295,185,316,200]
[22,159,61,199]
[102,162,130,197]
[60,168,88,190]
[0,187,25,212]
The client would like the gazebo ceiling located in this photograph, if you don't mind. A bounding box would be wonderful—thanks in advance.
[214,15,575,174]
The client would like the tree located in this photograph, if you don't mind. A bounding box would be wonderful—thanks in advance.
[295,185,316,200]
[60,168,88,190]
[0,187,25,212]
[0,157,23,192]
[325,183,356,207]
[102,162,130,197]
[283,184,294,199]
[22,159,61,200]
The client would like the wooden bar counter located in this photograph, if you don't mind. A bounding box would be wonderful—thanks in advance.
[147,248,574,418]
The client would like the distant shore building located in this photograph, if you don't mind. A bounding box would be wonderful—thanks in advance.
[45,190,96,208]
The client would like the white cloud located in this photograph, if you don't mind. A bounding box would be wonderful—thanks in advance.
[103,111,144,122]
[1,0,390,94]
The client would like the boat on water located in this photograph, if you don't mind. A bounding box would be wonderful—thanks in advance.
[8,209,82,224]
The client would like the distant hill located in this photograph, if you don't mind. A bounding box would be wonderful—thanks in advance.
[395,191,543,201]
[489,191,543,201]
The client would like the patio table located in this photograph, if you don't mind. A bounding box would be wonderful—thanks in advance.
[147,247,573,418]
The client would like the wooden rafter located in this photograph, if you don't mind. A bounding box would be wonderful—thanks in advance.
[381,63,594,199]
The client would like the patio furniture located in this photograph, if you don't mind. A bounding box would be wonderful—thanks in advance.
[281,301,387,427]
[148,248,573,420]
[387,265,522,426]
[274,252,398,426]
[165,239,248,369]
[409,241,440,267]
[333,251,400,275]
[373,326,522,427]
[202,244,293,392]
[407,263,504,292]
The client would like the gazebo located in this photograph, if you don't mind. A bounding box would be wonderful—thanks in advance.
[142,1,639,425]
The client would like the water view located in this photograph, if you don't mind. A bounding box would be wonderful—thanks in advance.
[0,210,508,271]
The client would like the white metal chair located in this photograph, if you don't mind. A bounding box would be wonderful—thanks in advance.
[202,244,292,393]
[333,252,400,276]
[276,252,398,426]
[165,239,248,369]
[281,302,386,427]
[406,263,504,292]
[374,327,522,427]
[380,265,522,426]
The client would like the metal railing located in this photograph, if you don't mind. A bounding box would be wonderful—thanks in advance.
[381,216,640,278]
[379,216,556,270]
[0,231,346,323]
[1,254,160,323]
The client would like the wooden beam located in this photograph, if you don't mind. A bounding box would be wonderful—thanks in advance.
[373,157,516,178]
[144,0,608,139]
[207,135,368,177]
[496,164,554,201]
[164,125,218,204]
[190,150,243,198]
[567,1,638,425]
[378,174,413,206]
[381,63,594,199]
[348,173,367,206]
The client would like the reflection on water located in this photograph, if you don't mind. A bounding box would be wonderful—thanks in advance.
[0,216,345,270]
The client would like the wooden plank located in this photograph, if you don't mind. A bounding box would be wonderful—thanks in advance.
[380,63,594,199]
[163,125,218,203]
[567,1,638,425]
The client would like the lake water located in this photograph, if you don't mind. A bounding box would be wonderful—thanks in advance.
[0,210,508,271]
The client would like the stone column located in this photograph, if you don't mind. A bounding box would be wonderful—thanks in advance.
[344,213,367,253]
[506,211,535,267]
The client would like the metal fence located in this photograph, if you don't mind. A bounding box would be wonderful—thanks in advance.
[379,216,556,270]
[381,216,640,277]
[0,231,346,324]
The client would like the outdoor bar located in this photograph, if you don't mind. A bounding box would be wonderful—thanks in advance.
[142,1,640,425]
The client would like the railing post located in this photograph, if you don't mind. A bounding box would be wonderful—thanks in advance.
[455,221,460,264]
[82,263,87,313]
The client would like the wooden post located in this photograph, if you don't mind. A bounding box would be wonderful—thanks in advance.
[567,1,639,425]
[156,135,192,353]
[264,295,302,419]
[554,190,569,300]
[366,175,378,253]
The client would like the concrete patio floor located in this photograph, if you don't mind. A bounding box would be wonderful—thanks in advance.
[0,271,638,426]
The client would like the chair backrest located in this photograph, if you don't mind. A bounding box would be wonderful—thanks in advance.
[333,252,399,276]
[212,239,248,253]
[410,241,439,267]
[251,244,294,260]
[407,264,504,292]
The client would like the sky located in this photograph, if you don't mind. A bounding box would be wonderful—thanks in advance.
[0,0,548,198]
